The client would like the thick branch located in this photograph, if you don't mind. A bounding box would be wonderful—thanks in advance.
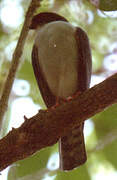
[0,73,117,171]
[0,0,40,128]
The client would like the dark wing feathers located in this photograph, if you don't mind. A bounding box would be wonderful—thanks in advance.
[75,27,92,90]
[32,45,56,108]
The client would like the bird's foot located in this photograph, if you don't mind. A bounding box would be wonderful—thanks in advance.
[46,92,81,112]
[66,91,81,101]
[46,97,60,112]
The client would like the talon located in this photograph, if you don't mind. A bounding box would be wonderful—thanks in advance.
[47,102,59,112]
[73,91,81,97]
[64,91,81,102]
[66,96,73,101]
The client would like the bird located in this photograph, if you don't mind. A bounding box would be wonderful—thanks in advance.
[30,12,92,171]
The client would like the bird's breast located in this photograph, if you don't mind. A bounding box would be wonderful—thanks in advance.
[35,21,78,98]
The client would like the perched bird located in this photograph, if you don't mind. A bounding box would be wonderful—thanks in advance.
[30,12,92,171]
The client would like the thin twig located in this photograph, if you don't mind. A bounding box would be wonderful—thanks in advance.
[0,72,117,171]
[88,128,117,154]
[0,0,40,129]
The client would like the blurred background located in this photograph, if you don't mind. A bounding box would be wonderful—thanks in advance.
[0,0,117,179]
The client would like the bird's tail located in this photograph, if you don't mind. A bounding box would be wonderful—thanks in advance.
[59,123,87,171]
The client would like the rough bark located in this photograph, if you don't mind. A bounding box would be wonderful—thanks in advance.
[0,73,117,171]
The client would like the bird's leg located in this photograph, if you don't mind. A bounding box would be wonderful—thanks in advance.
[46,97,62,112]
[46,91,81,112]
[65,91,81,101]
[50,97,60,109]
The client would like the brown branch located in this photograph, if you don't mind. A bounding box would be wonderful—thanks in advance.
[0,73,117,171]
[0,0,40,129]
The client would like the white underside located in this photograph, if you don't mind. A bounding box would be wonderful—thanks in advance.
[35,21,78,98]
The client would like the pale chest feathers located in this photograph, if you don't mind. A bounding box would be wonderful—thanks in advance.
[35,21,78,98]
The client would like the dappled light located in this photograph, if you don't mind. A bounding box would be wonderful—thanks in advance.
[12,79,30,96]
[103,54,117,72]
[0,0,117,180]
[9,97,40,130]
[0,0,23,29]
[47,153,59,171]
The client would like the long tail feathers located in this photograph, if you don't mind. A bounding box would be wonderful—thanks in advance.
[59,123,87,171]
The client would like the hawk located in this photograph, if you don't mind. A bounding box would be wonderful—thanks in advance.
[30,12,92,171]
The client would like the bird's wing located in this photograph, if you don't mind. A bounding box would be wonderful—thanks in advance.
[32,44,56,108]
[59,27,92,170]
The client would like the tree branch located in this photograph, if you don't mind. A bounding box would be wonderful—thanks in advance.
[0,0,40,129]
[0,73,117,171]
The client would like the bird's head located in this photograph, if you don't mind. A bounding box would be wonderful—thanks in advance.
[30,12,68,30]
